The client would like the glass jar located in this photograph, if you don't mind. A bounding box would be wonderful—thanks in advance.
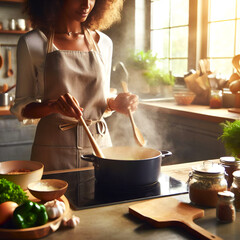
[230,170,240,211]
[188,162,227,207]
[216,191,236,223]
[210,89,222,108]
[220,156,239,189]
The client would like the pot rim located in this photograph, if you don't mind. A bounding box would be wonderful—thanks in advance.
[90,146,171,161]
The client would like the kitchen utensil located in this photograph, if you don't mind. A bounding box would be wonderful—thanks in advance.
[129,197,222,240]
[81,146,172,186]
[7,48,13,77]
[0,160,44,190]
[121,80,145,147]
[0,195,70,240]
[0,93,9,106]
[0,45,3,69]
[79,116,105,158]
[232,55,240,76]
[2,84,16,94]
[28,179,68,201]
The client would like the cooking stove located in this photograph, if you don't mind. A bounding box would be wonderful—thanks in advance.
[43,169,188,210]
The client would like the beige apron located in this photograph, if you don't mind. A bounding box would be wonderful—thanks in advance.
[31,28,112,171]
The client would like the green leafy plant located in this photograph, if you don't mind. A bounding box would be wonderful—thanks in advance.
[127,50,175,86]
[218,120,240,159]
[0,178,29,204]
[128,50,159,69]
[143,65,175,86]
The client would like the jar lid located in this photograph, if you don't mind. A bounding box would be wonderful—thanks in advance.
[217,191,235,199]
[233,170,240,178]
[220,156,237,165]
[192,161,225,175]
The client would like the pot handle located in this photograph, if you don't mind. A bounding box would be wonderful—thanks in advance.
[81,154,96,163]
[161,150,172,158]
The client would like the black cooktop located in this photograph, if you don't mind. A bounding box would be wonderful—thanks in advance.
[43,169,188,210]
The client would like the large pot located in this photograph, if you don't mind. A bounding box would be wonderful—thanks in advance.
[81,146,172,187]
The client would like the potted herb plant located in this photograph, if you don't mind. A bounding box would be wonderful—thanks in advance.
[127,50,175,96]
[219,120,240,159]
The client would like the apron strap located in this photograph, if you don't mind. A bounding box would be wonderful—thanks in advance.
[59,119,107,136]
[46,28,100,55]
[83,27,101,55]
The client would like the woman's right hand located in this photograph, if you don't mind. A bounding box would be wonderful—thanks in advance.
[51,93,83,119]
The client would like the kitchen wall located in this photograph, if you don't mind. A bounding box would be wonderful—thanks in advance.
[0,2,27,88]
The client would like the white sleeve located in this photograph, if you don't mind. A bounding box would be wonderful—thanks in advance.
[98,33,116,118]
[10,35,40,124]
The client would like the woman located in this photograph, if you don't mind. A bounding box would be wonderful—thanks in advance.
[11,0,138,171]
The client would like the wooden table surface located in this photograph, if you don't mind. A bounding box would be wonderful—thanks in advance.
[0,106,11,116]
[140,101,240,122]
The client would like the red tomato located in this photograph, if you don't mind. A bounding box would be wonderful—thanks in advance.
[0,201,18,226]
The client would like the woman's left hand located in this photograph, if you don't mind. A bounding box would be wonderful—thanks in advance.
[108,92,139,115]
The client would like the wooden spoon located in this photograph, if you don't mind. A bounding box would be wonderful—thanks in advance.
[7,48,13,77]
[78,116,105,158]
[121,81,145,147]
[232,55,240,76]
[0,45,3,69]
[2,84,16,94]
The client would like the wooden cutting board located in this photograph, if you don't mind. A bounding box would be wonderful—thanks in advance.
[129,197,222,240]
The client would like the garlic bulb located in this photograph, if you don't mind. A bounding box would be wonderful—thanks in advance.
[62,215,80,228]
[44,199,65,219]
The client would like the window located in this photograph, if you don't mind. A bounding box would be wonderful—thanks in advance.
[150,0,189,76]
[208,0,240,76]
[150,0,240,77]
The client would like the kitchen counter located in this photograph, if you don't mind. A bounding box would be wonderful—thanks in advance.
[44,160,239,240]
[139,101,240,123]
[1,102,240,122]
[0,106,11,116]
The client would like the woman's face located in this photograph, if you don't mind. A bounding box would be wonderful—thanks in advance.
[63,0,96,23]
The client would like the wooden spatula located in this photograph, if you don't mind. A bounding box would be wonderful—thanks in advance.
[121,80,145,147]
[129,197,222,240]
[78,116,105,158]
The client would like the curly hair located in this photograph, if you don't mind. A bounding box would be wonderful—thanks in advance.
[24,0,124,32]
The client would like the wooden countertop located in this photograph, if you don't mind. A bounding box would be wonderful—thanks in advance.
[0,106,11,116]
[140,100,240,122]
[44,160,238,240]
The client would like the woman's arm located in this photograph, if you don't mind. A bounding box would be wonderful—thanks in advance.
[22,93,83,120]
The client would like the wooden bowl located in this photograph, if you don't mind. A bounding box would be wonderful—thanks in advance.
[28,179,68,202]
[0,161,44,190]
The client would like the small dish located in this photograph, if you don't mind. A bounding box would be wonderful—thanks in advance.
[28,179,68,201]
[174,91,196,105]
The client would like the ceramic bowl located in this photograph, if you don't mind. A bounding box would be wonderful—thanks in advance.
[0,160,44,190]
[28,179,68,201]
[174,91,196,105]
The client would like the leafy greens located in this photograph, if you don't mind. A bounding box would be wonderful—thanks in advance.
[0,178,28,204]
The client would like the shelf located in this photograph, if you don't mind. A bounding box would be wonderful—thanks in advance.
[0,29,27,34]
[0,0,24,3]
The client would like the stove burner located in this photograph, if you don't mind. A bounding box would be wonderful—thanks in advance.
[43,169,188,210]
[95,181,161,202]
